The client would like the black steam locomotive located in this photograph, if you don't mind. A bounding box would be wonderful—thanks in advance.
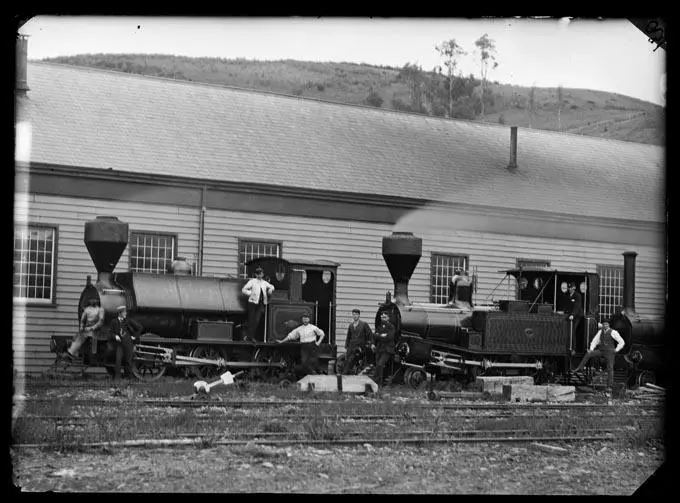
[50,216,338,381]
[374,232,666,389]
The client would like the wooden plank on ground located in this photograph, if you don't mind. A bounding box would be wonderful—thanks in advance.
[503,384,576,402]
[475,375,535,394]
[297,375,378,393]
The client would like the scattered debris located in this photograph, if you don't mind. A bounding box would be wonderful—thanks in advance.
[530,442,569,455]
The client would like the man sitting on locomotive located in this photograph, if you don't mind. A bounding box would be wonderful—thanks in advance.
[241,266,275,342]
[371,311,396,388]
[277,314,325,377]
[343,308,374,374]
[63,298,105,360]
[107,305,143,380]
[572,320,625,392]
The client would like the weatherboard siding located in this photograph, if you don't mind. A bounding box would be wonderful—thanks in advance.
[14,194,665,374]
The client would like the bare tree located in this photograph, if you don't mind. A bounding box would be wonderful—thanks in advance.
[399,62,425,112]
[474,33,499,117]
[435,39,467,117]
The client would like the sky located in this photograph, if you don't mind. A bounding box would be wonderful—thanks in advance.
[18,16,666,106]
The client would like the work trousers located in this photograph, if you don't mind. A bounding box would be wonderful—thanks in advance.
[107,337,135,380]
[247,302,266,341]
[373,351,393,386]
[295,342,319,377]
[343,346,372,375]
[69,328,100,356]
[575,348,616,388]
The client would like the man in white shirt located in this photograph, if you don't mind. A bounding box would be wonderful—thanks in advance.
[572,320,625,391]
[241,266,275,342]
[278,314,325,376]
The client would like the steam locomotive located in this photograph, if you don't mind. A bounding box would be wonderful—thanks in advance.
[50,216,338,381]
[374,232,666,390]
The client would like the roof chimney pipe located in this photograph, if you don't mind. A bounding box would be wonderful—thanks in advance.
[508,126,518,170]
[16,34,29,96]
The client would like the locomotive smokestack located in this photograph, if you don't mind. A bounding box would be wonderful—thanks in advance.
[382,232,422,305]
[16,34,29,96]
[84,216,129,286]
[622,251,638,315]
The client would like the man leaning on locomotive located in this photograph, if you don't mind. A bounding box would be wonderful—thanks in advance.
[571,320,625,394]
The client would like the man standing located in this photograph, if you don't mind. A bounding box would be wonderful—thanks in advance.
[107,305,142,380]
[572,320,625,393]
[565,282,584,339]
[241,266,275,342]
[343,308,374,375]
[64,298,105,359]
[278,314,325,377]
[371,311,396,388]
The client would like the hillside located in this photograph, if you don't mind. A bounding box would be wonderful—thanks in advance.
[39,54,664,146]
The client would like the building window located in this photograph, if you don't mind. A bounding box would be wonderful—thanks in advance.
[598,264,623,322]
[13,225,56,303]
[129,231,176,273]
[238,239,282,278]
[430,253,468,304]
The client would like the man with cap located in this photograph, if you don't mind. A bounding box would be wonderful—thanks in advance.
[565,282,584,340]
[242,266,275,342]
[342,308,374,374]
[278,313,325,376]
[372,311,397,388]
[107,305,143,380]
[572,320,625,394]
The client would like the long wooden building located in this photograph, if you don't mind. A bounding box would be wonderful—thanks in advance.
[14,54,665,374]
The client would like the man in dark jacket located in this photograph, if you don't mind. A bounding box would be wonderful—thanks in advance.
[343,308,374,374]
[565,282,584,344]
[108,305,143,380]
[371,311,396,387]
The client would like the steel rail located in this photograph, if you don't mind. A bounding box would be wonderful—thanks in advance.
[16,397,665,410]
[12,433,629,449]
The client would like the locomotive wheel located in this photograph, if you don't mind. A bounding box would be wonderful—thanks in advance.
[131,358,167,382]
[190,346,226,380]
[253,348,289,382]
[405,368,427,389]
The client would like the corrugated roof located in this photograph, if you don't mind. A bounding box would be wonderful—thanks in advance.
[17,62,665,222]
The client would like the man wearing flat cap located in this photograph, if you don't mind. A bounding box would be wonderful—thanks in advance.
[278,313,325,376]
[107,305,143,380]
[242,266,275,342]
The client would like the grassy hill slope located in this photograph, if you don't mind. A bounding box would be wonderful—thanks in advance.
[39,54,664,146]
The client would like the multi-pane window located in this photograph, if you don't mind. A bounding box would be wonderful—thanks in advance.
[238,239,282,278]
[129,231,176,273]
[13,225,56,302]
[430,253,468,304]
[597,265,623,322]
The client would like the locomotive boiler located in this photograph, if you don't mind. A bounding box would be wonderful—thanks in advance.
[375,232,666,389]
[50,216,339,381]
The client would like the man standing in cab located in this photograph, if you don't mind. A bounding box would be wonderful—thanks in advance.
[242,266,275,342]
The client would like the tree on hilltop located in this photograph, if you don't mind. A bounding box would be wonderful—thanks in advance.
[435,39,467,117]
[474,33,499,117]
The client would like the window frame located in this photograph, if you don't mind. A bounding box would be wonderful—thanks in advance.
[128,230,178,274]
[597,263,624,322]
[429,252,469,304]
[237,238,283,279]
[13,223,58,306]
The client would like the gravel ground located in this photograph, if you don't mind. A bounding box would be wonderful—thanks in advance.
[11,441,665,494]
